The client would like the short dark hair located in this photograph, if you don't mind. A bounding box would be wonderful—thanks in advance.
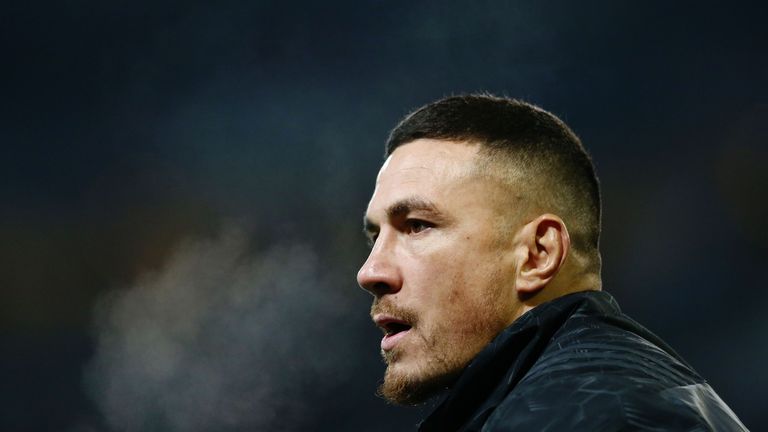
[386,94,601,254]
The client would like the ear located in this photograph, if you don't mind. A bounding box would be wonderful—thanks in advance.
[514,214,570,295]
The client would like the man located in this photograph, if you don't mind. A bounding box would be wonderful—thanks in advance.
[357,94,747,431]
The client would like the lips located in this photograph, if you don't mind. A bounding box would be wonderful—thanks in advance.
[374,314,413,351]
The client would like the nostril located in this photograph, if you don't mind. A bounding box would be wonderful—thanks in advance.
[361,280,393,297]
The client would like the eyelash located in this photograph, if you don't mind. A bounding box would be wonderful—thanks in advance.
[405,219,433,234]
[366,219,433,247]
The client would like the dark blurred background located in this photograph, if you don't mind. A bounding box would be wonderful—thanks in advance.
[2,1,767,431]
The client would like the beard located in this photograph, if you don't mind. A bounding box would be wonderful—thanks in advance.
[377,344,461,405]
[372,296,508,406]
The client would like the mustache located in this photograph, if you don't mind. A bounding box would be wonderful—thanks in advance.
[370,299,419,326]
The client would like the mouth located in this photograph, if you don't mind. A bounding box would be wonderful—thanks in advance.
[373,315,413,351]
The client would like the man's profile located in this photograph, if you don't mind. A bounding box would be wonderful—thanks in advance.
[357,94,747,430]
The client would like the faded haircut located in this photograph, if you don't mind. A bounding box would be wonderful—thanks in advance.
[385,94,601,255]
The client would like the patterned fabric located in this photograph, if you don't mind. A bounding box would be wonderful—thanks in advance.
[419,291,748,431]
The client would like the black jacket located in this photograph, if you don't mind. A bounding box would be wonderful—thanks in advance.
[419,291,748,431]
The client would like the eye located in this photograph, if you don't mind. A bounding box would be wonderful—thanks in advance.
[406,219,432,234]
[366,233,378,248]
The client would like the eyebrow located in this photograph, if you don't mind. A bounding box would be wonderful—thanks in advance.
[363,196,443,237]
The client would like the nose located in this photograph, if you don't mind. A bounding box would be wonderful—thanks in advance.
[357,237,402,298]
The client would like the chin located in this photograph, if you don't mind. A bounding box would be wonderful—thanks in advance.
[378,357,462,406]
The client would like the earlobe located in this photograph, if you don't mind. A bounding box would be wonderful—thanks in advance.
[514,214,570,295]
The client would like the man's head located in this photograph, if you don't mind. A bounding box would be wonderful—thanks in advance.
[357,94,602,405]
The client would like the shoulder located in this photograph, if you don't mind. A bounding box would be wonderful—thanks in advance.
[483,373,747,431]
[524,313,703,388]
[481,314,748,431]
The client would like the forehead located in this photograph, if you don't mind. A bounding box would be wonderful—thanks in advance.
[380,138,479,176]
[367,139,482,213]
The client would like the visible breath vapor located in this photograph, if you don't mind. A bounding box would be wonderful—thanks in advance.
[85,228,355,431]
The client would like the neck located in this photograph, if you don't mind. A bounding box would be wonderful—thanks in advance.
[519,269,601,318]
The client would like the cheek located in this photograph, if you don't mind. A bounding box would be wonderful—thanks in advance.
[443,257,510,321]
[415,258,465,305]
[414,246,486,289]
[403,244,456,284]
[403,233,510,317]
